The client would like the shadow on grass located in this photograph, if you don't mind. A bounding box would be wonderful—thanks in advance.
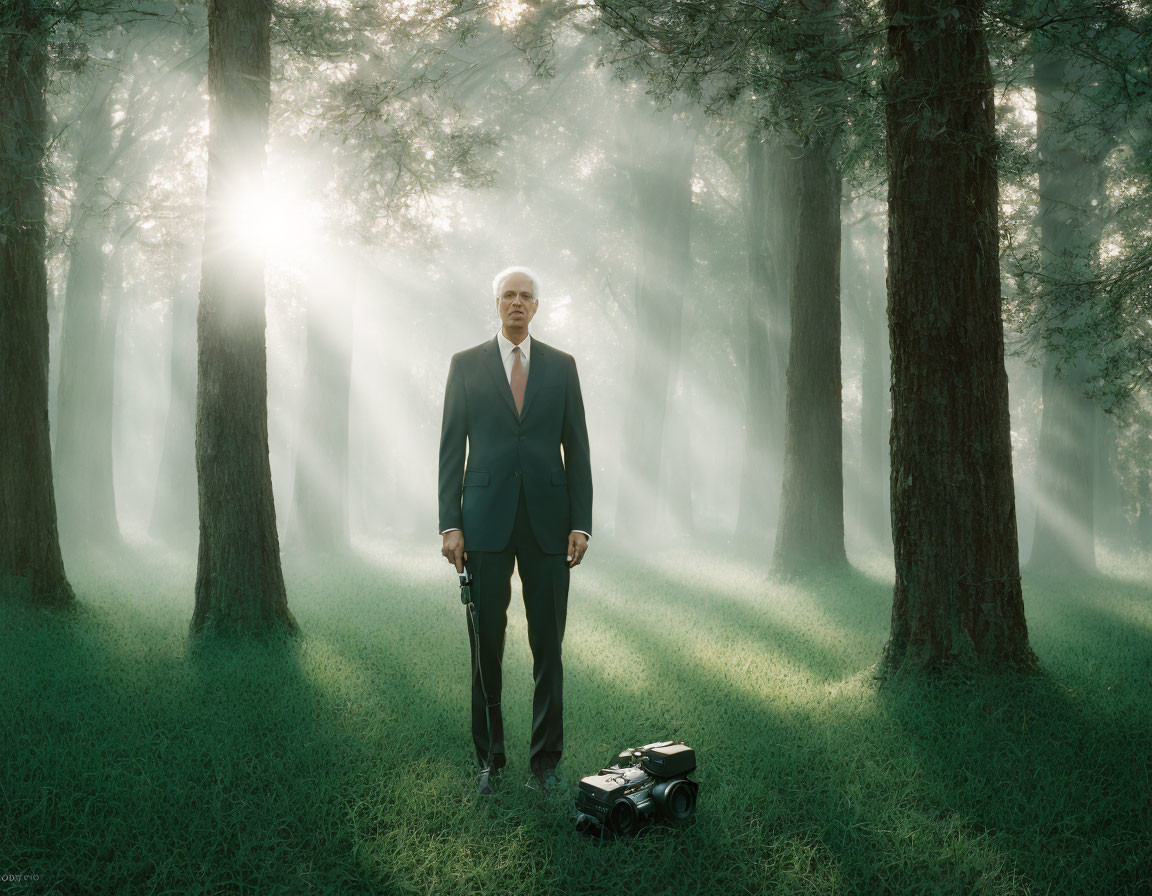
[873,668,1150,894]
[314,548,857,895]
[581,547,895,682]
[1021,568,1152,653]
[344,541,1151,894]
[569,578,1148,894]
[561,549,1150,895]
[0,559,406,895]
[5,539,1149,895]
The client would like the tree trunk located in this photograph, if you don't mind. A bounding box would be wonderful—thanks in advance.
[882,0,1034,672]
[0,6,74,606]
[737,134,792,539]
[150,245,200,546]
[773,142,847,574]
[615,110,696,540]
[191,0,295,636]
[1026,47,1112,576]
[287,269,355,554]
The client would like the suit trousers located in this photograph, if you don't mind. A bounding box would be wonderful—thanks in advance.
[465,485,569,777]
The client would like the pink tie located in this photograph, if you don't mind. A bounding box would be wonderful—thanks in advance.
[511,346,526,416]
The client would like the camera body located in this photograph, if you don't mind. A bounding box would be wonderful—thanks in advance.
[575,741,699,836]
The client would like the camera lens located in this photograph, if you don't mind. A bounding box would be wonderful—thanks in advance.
[608,798,638,835]
[653,779,696,822]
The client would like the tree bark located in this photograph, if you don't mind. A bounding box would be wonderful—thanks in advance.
[0,5,74,606]
[615,110,696,540]
[773,142,847,574]
[882,0,1034,672]
[191,0,295,636]
[737,134,791,538]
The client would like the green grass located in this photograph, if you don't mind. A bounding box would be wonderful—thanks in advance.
[2,543,1149,895]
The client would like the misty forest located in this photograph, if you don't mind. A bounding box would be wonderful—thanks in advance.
[2,0,1150,892]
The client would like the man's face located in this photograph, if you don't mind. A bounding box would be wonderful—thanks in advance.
[497,272,538,335]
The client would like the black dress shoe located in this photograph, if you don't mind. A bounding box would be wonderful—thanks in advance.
[477,767,498,795]
[525,769,565,794]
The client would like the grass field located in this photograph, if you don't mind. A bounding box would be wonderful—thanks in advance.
[2,542,1149,895]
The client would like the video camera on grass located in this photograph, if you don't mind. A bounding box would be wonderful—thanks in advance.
[575,741,699,836]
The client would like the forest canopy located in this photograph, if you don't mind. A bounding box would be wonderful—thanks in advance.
[1,0,1150,639]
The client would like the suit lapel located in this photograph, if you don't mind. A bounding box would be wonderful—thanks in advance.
[482,337,519,419]
[520,339,547,420]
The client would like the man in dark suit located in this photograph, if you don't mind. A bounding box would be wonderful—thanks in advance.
[439,267,592,795]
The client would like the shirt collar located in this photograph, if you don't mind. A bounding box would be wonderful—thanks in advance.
[496,330,531,364]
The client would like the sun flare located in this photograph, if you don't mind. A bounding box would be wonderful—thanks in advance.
[224,182,315,257]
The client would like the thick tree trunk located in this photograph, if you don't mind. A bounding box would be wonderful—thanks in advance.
[1026,48,1111,575]
[773,143,847,574]
[287,274,354,554]
[882,0,1033,672]
[0,7,74,606]
[737,135,791,538]
[191,0,295,636]
[150,248,200,546]
[615,112,696,539]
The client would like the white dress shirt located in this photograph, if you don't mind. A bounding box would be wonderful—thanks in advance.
[497,329,531,383]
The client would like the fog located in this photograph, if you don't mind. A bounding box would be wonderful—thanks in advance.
[38,5,1150,577]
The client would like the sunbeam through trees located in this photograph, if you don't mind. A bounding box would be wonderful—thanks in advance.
[1,0,1150,891]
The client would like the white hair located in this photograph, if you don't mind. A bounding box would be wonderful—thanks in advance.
[492,266,542,303]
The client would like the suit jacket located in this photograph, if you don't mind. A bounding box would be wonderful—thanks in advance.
[438,336,592,554]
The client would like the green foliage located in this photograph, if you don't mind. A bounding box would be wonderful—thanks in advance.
[592,0,887,184]
[995,0,1152,410]
[265,0,507,248]
[2,546,1148,894]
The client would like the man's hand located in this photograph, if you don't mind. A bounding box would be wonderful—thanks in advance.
[442,530,466,573]
[566,531,589,568]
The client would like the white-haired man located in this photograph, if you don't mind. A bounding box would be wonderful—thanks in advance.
[438,266,592,795]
